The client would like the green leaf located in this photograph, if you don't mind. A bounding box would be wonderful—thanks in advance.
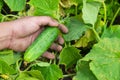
[0,0,3,12]
[0,59,16,74]
[4,0,26,11]
[0,14,3,22]
[26,70,44,80]
[59,46,82,68]
[82,0,101,26]
[81,38,120,80]
[13,52,22,63]
[63,17,88,41]
[32,64,63,80]
[102,25,120,38]
[0,50,14,65]
[16,70,44,80]
[73,61,97,80]
[29,0,59,19]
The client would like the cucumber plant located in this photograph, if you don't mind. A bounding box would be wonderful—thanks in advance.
[0,0,120,80]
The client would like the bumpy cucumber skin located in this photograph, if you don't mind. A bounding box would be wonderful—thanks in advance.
[24,27,59,62]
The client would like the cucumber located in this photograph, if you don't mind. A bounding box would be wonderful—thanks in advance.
[24,27,59,62]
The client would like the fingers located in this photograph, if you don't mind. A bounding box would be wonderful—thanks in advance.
[36,16,59,27]
[42,36,63,59]
[58,24,68,33]
[50,43,62,52]
[42,43,62,59]
[36,16,68,33]
[42,51,55,59]
[56,35,64,45]
[30,28,44,43]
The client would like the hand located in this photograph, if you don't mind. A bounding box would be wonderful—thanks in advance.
[0,16,68,59]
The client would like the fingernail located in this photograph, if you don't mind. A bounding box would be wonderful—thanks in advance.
[58,24,68,33]
[57,45,62,51]
[58,36,64,45]
[52,19,59,25]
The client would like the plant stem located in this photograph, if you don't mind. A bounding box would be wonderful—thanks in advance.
[24,64,35,71]
[75,5,78,16]
[63,73,76,78]
[53,52,58,64]
[109,7,120,27]
[59,1,66,8]
[1,14,20,22]
[91,27,101,42]
[102,2,107,24]
[16,59,22,72]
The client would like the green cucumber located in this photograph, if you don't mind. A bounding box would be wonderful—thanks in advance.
[24,27,59,62]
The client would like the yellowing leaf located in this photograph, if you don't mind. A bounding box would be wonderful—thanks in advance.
[60,0,82,8]
[74,29,96,48]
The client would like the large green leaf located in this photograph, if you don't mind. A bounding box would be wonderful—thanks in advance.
[73,61,97,80]
[13,52,22,64]
[0,50,14,65]
[32,64,63,80]
[4,0,26,11]
[29,0,59,19]
[59,46,82,68]
[16,70,44,80]
[82,0,101,26]
[81,38,120,80]
[0,14,3,22]
[102,25,120,38]
[0,59,16,74]
[0,0,3,11]
[63,17,88,41]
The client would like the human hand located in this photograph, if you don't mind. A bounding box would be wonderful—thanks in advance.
[2,16,68,59]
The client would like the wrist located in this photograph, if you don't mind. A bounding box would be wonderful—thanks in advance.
[0,22,13,50]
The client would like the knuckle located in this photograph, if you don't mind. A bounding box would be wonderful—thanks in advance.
[43,16,52,20]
